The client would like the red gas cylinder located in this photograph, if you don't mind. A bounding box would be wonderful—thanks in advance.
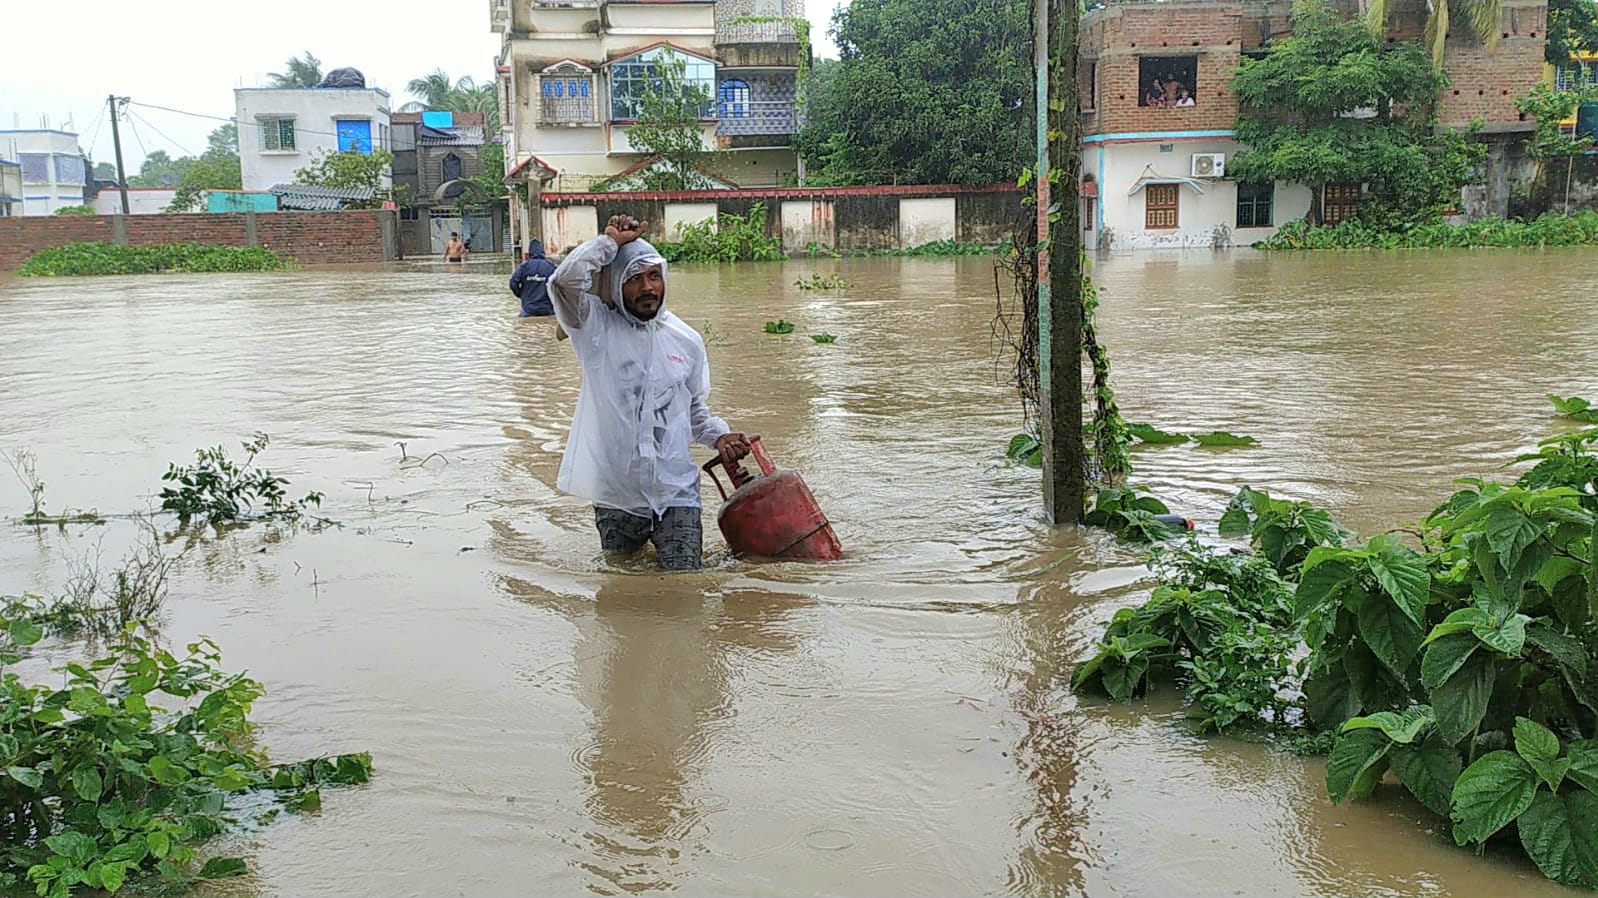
[702,437,842,561]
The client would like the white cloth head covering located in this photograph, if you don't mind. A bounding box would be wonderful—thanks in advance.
[603,238,668,324]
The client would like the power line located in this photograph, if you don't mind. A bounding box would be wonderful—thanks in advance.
[127,109,196,157]
[123,113,149,161]
[127,99,364,143]
[83,105,108,159]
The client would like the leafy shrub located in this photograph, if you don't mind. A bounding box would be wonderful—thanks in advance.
[810,333,838,344]
[19,244,290,277]
[796,273,850,290]
[0,607,370,897]
[1071,410,1598,888]
[1125,423,1260,448]
[159,433,323,524]
[1257,212,1598,250]
[51,205,97,217]
[1082,484,1184,543]
[1550,394,1598,424]
[762,319,796,335]
[657,203,785,263]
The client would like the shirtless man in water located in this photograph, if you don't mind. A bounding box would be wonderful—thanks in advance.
[444,232,468,263]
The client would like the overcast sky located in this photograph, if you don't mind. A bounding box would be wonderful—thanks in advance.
[0,0,843,172]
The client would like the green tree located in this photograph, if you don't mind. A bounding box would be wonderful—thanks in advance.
[622,50,719,191]
[1362,0,1502,65]
[1547,0,1598,63]
[293,148,396,207]
[128,150,194,188]
[92,162,116,181]
[206,123,238,155]
[403,70,500,132]
[1228,0,1483,228]
[1515,82,1598,213]
[165,154,242,213]
[269,51,323,88]
[795,0,1030,185]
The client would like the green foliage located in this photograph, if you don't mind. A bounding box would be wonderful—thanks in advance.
[18,244,290,278]
[657,204,785,263]
[165,154,242,214]
[51,206,95,217]
[1550,394,1598,424]
[801,240,996,258]
[127,151,190,190]
[1126,423,1260,448]
[404,69,499,133]
[796,0,1030,185]
[1082,485,1181,543]
[292,148,396,206]
[618,50,719,192]
[268,51,323,89]
[1548,0,1598,64]
[1517,83,1598,212]
[1229,1,1483,230]
[810,333,838,344]
[1258,212,1598,249]
[795,273,849,290]
[0,608,369,897]
[762,319,796,335]
[158,433,323,524]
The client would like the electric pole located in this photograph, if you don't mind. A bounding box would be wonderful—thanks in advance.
[1036,0,1085,525]
[107,95,130,215]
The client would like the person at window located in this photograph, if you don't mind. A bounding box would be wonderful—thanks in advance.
[547,214,753,571]
[1174,88,1195,107]
[444,232,468,263]
[510,239,557,317]
[1145,79,1167,107]
[1163,77,1183,105]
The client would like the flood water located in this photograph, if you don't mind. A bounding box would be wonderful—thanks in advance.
[2,248,1596,897]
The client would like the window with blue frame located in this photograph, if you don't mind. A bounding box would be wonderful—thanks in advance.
[541,64,596,124]
[336,119,373,155]
[609,47,716,121]
[719,80,751,118]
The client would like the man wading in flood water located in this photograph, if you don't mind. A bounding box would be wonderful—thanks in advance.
[548,214,753,570]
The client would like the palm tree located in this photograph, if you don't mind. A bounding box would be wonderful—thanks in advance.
[403,71,500,132]
[1362,0,1499,66]
[269,51,324,88]
[405,69,458,110]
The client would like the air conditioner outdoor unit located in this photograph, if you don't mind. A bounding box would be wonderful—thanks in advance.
[1191,153,1226,178]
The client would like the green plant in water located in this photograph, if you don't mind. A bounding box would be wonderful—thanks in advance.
[1006,433,1042,469]
[1257,212,1598,251]
[1550,394,1598,423]
[1083,484,1183,543]
[1073,419,1598,888]
[657,203,786,264]
[795,273,850,290]
[810,333,837,344]
[5,449,104,528]
[1124,423,1260,448]
[159,433,324,525]
[18,244,291,278]
[762,319,796,335]
[0,608,371,897]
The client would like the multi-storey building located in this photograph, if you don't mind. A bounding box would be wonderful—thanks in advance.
[492,0,805,247]
[0,130,89,215]
[1077,0,1547,249]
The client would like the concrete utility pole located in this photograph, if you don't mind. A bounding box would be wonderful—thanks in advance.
[1035,0,1086,525]
[107,95,131,215]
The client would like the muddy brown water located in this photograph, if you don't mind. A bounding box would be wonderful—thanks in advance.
[2,249,1595,897]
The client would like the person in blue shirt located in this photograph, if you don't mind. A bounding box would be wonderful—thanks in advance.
[510,240,558,317]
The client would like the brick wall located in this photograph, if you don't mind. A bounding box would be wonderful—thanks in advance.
[1080,0,1546,136]
[0,211,398,271]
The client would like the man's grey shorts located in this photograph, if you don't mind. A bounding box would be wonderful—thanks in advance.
[593,506,703,570]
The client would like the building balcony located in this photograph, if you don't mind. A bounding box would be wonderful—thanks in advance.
[490,0,508,31]
[541,96,599,126]
[717,101,797,138]
[716,18,796,43]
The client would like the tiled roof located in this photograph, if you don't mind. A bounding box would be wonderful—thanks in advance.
[268,183,376,210]
[415,126,485,146]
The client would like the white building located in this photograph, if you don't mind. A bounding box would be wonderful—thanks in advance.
[0,130,89,215]
[92,187,180,215]
[233,87,392,191]
[0,159,20,216]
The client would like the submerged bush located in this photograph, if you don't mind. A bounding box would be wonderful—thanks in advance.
[1071,405,1598,888]
[657,203,785,263]
[1258,212,1598,250]
[19,243,291,277]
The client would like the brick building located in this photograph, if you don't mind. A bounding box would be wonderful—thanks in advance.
[1079,0,1547,250]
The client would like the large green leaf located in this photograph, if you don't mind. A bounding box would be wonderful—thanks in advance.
[1533,555,1584,596]
[1327,728,1392,804]
[1518,788,1598,888]
[1431,652,1496,745]
[1347,641,1411,712]
[1218,505,1251,537]
[1450,749,1539,845]
[1191,430,1259,447]
[1295,559,1358,620]
[1421,632,1480,690]
[1514,716,1561,765]
[1525,622,1588,680]
[44,831,97,864]
[1474,613,1528,656]
[1423,607,1492,646]
[1390,736,1463,817]
[1589,515,1597,622]
[1341,705,1434,744]
[1126,422,1188,445]
[1486,506,1544,572]
[1566,740,1598,792]
[6,765,43,789]
[1304,662,1362,730]
[71,766,102,803]
[8,618,43,647]
[1366,537,1431,627]
[1547,394,1593,416]
[198,857,248,879]
[1357,594,1424,679]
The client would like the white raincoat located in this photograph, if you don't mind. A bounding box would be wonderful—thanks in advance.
[548,234,730,516]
